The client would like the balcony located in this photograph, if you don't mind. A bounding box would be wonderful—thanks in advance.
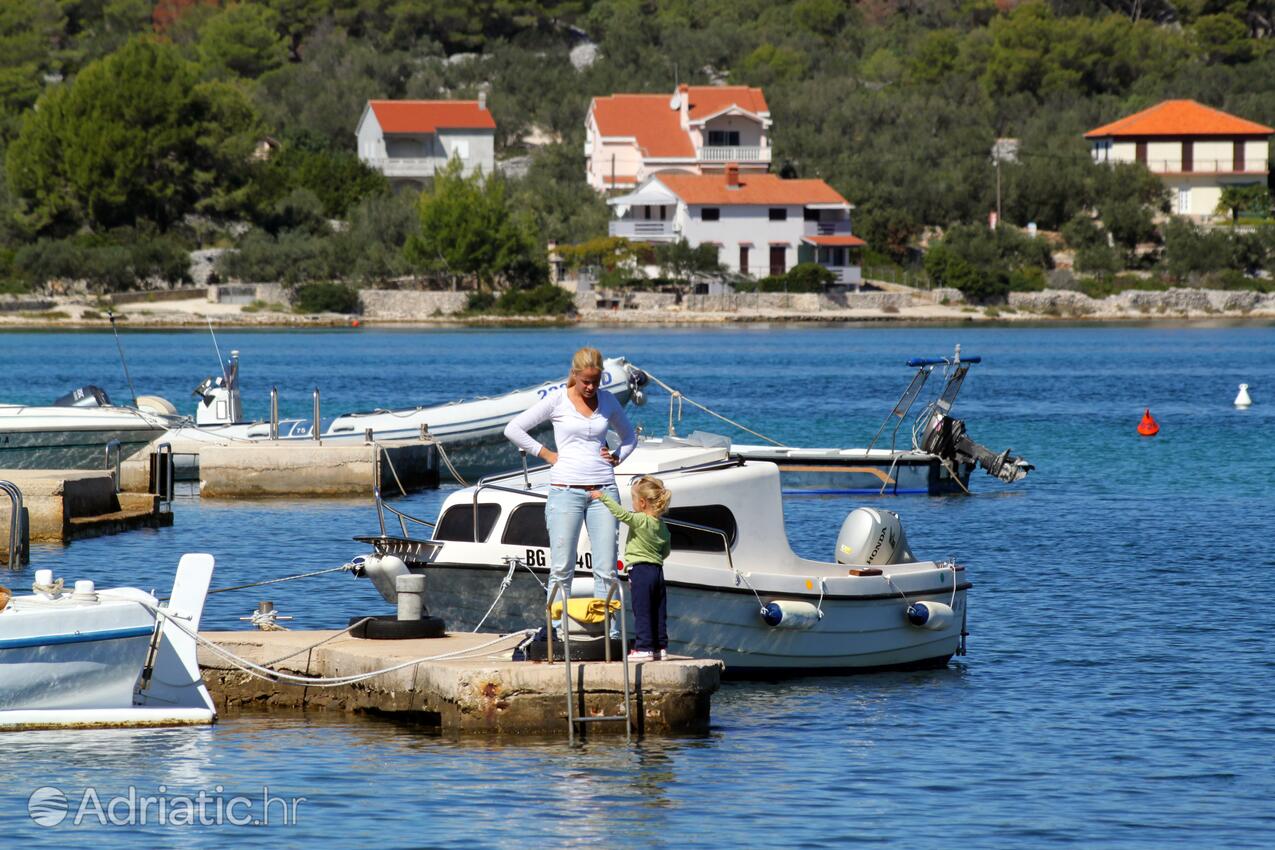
[803,220,853,237]
[363,157,439,179]
[822,264,862,286]
[609,220,676,240]
[1139,159,1269,175]
[699,145,772,164]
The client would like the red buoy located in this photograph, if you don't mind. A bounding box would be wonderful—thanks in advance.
[350,319,361,328]
[1137,409,1159,437]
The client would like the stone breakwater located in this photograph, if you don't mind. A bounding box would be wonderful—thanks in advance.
[1007,287,1275,318]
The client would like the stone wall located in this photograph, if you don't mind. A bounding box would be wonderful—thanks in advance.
[578,289,914,313]
[358,289,468,318]
[0,295,56,313]
[207,283,290,305]
[1009,287,1275,316]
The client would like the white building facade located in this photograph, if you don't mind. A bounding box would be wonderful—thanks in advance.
[1086,99,1271,219]
[585,85,772,192]
[608,167,863,286]
[356,99,496,188]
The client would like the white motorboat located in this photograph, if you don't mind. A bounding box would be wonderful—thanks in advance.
[160,352,650,480]
[350,442,970,675]
[0,553,217,730]
[0,386,171,470]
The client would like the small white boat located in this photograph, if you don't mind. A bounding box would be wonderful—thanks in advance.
[160,353,649,480]
[350,442,970,675]
[0,553,217,730]
[0,386,171,470]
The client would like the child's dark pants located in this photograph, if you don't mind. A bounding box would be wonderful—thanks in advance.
[627,562,667,653]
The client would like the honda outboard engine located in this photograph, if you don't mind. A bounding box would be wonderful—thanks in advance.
[921,413,1034,484]
[835,507,916,566]
[53,385,111,408]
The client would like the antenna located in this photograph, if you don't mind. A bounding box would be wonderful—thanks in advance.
[207,318,229,387]
[107,311,139,408]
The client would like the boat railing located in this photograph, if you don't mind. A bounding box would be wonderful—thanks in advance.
[373,486,436,538]
[1,480,23,569]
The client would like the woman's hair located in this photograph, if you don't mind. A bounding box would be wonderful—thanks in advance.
[566,346,604,388]
[632,475,672,516]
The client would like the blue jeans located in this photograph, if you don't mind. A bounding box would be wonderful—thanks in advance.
[544,484,620,603]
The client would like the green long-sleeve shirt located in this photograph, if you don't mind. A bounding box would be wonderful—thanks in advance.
[598,493,671,566]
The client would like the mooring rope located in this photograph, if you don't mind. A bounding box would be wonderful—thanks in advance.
[642,372,787,447]
[434,440,470,486]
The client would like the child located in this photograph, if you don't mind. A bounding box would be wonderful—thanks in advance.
[589,476,672,661]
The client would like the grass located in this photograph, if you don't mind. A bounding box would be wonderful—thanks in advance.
[18,310,70,320]
[241,299,287,313]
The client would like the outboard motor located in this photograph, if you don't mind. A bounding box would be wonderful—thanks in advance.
[626,365,649,406]
[193,350,243,426]
[835,507,916,566]
[53,385,112,408]
[921,413,1034,484]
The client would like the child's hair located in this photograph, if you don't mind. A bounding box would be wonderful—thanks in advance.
[632,475,672,516]
[566,346,604,388]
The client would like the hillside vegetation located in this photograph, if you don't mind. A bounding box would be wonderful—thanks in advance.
[2,0,1274,300]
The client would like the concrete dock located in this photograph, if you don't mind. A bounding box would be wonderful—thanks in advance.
[186,438,439,498]
[199,629,722,736]
[0,469,172,564]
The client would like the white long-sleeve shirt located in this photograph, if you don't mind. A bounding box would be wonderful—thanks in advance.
[504,390,637,485]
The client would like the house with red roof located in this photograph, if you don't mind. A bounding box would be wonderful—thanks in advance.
[608,165,864,285]
[585,85,772,192]
[356,97,496,187]
[1085,99,1272,218]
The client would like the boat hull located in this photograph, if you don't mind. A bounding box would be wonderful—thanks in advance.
[0,603,155,710]
[402,561,965,675]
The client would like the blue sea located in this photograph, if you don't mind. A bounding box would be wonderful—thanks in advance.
[1,323,1273,848]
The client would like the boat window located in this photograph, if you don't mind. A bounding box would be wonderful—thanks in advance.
[434,503,501,542]
[501,504,550,547]
[664,505,737,552]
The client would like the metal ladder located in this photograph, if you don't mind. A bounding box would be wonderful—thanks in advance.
[546,577,633,743]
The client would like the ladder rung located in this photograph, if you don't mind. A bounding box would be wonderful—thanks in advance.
[573,714,630,723]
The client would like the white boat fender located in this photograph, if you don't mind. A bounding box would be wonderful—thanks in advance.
[761,600,822,629]
[360,554,410,602]
[906,601,955,630]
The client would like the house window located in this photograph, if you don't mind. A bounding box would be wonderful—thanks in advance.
[707,130,741,147]
[768,208,787,221]
[1135,141,1147,164]
[769,246,786,276]
[739,245,750,275]
[803,208,820,221]
[702,207,720,221]
[1177,188,1191,215]
[1234,140,1245,172]
[1181,141,1193,173]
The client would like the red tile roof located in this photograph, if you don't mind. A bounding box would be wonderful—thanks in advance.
[368,100,496,133]
[591,87,768,159]
[657,172,849,206]
[803,235,867,247]
[1085,100,1273,138]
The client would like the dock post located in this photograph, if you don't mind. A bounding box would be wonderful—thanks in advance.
[312,388,321,442]
[396,574,425,621]
[104,440,122,493]
[269,387,279,440]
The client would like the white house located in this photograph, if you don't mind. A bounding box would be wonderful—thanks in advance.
[356,97,496,188]
[608,165,863,285]
[1085,99,1272,219]
[585,85,772,192]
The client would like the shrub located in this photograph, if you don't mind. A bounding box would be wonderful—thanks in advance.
[293,282,360,314]
[12,234,190,292]
[785,262,836,292]
[466,291,496,312]
[494,284,576,316]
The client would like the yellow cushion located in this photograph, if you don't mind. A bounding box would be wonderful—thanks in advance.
[550,597,622,624]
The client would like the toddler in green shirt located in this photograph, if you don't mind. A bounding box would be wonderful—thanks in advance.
[590,476,672,661]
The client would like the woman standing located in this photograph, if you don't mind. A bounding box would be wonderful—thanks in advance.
[505,347,638,603]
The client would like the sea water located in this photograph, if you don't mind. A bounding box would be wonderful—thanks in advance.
[1,324,1273,848]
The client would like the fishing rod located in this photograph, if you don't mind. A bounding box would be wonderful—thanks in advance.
[207,318,229,387]
[107,310,139,408]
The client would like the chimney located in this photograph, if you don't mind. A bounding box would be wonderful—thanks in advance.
[725,162,740,188]
[478,91,487,111]
[678,83,689,130]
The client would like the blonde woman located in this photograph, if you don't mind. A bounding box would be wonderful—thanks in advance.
[590,476,672,661]
[505,348,637,608]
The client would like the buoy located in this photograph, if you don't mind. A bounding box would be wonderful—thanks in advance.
[350,318,361,328]
[1235,384,1252,408]
[1137,409,1159,436]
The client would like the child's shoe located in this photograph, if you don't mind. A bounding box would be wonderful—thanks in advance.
[627,649,654,662]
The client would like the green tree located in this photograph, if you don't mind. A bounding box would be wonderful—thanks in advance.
[197,3,289,79]
[1217,184,1271,221]
[404,159,542,290]
[0,0,65,141]
[5,37,259,235]
[653,239,724,290]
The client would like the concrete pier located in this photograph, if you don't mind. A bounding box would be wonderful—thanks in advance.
[0,469,172,562]
[196,438,439,498]
[199,629,722,736]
